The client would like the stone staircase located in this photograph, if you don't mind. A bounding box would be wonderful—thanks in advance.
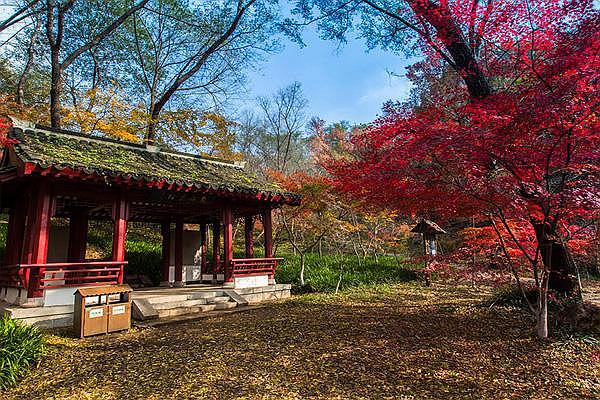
[132,290,239,321]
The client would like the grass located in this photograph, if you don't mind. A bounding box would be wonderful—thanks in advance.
[0,316,45,390]
[2,283,598,399]
[275,252,417,292]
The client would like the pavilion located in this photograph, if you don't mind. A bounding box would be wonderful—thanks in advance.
[0,119,300,310]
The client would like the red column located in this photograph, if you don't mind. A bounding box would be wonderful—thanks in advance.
[68,209,88,261]
[5,201,26,265]
[223,206,233,283]
[244,216,254,258]
[23,184,53,298]
[212,222,220,282]
[112,194,128,284]
[174,219,184,287]
[200,223,207,279]
[160,220,171,286]
[262,209,273,258]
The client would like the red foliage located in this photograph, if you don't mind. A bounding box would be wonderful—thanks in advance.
[323,2,599,271]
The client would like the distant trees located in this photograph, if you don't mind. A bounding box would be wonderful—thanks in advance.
[0,0,280,153]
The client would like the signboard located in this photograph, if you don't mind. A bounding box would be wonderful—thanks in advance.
[89,307,104,318]
[112,305,126,315]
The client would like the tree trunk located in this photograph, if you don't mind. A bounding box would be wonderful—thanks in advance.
[536,272,550,338]
[533,221,576,293]
[146,107,160,145]
[408,0,493,98]
[49,51,62,128]
[299,252,305,286]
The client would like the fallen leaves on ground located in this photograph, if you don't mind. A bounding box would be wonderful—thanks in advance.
[3,283,599,399]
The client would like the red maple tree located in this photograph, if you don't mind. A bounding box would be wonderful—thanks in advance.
[321,1,599,337]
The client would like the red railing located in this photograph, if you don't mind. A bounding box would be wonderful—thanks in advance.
[231,257,283,277]
[0,261,127,291]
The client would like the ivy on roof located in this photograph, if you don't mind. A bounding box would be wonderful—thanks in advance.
[7,125,299,204]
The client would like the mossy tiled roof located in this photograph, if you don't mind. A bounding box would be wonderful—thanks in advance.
[6,124,299,204]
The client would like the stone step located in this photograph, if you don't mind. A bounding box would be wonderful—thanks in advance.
[146,294,190,304]
[151,298,207,310]
[144,291,223,305]
[156,301,236,318]
[206,296,230,304]
[188,291,224,299]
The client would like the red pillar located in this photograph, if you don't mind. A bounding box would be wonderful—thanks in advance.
[212,222,220,281]
[223,206,233,283]
[68,209,88,261]
[262,209,273,258]
[5,201,26,266]
[112,194,128,284]
[23,184,53,298]
[160,220,171,286]
[244,216,254,258]
[174,219,184,287]
[200,223,207,279]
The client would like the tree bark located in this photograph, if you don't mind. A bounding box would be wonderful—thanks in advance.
[299,252,305,286]
[407,0,492,98]
[533,221,576,293]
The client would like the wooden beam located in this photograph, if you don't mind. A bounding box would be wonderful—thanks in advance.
[112,193,128,284]
[262,209,273,258]
[212,221,220,281]
[174,219,184,286]
[223,206,233,283]
[160,220,171,285]
[23,183,53,298]
[200,223,207,278]
[244,216,254,258]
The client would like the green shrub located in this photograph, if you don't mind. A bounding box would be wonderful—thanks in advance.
[125,240,162,285]
[0,316,45,390]
[275,253,416,293]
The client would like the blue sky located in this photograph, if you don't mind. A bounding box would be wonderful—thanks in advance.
[243,27,416,125]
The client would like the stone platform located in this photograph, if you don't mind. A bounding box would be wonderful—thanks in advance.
[0,283,291,329]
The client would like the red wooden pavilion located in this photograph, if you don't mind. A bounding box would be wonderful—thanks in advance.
[0,119,299,307]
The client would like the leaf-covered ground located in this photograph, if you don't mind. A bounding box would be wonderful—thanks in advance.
[4,283,599,399]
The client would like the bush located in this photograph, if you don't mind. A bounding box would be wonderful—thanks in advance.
[125,240,162,285]
[275,253,417,293]
[0,316,45,390]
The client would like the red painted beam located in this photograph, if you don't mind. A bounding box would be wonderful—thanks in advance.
[212,222,221,281]
[200,223,207,277]
[22,183,53,298]
[112,194,129,284]
[262,209,273,259]
[223,206,233,283]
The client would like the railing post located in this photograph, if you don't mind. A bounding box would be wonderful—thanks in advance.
[223,206,234,284]
[112,193,129,284]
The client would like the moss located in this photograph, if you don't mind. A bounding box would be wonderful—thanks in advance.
[9,127,299,200]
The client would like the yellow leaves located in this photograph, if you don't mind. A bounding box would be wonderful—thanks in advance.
[64,87,145,143]
[3,284,599,399]
[161,109,242,161]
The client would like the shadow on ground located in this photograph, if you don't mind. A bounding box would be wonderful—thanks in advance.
[4,283,599,399]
